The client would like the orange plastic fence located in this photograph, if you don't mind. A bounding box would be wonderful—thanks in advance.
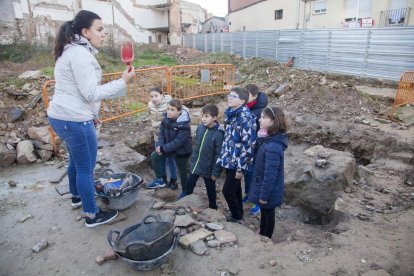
[169,64,235,100]
[42,64,235,151]
[390,71,414,118]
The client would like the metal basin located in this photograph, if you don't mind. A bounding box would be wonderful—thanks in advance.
[108,215,175,261]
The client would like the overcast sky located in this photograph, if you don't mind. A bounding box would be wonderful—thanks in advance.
[185,0,228,17]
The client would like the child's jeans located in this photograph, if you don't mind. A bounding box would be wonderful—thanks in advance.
[162,157,177,180]
[151,151,189,192]
[48,117,98,214]
[186,173,217,209]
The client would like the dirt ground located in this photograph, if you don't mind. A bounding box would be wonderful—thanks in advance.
[1,46,414,276]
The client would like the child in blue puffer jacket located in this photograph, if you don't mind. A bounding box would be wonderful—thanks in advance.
[248,106,288,239]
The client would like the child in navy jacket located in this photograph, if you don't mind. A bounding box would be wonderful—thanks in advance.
[248,106,288,239]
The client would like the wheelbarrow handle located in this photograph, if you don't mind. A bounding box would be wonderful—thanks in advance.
[107,229,121,247]
[125,226,175,250]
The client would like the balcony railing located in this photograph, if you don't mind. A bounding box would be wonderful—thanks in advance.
[379,7,411,26]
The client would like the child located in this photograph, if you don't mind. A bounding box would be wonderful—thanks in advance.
[147,99,192,199]
[147,86,178,189]
[217,87,257,223]
[243,84,268,215]
[185,104,224,209]
[248,106,288,239]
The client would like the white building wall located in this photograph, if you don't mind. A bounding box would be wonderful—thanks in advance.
[82,0,114,24]
[134,7,168,29]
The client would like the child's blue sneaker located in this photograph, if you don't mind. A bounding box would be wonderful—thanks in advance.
[250,204,260,216]
[242,194,249,204]
[146,178,166,189]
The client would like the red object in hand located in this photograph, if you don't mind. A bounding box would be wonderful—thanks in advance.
[121,41,134,72]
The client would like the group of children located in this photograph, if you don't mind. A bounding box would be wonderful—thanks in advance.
[145,84,288,239]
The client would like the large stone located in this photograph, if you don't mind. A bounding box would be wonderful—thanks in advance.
[31,140,54,151]
[214,230,237,244]
[2,107,23,123]
[174,214,197,227]
[159,209,176,223]
[16,140,37,164]
[190,240,208,255]
[175,194,207,209]
[101,142,146,172]
[355,85,395,101]
[198,208,226,223]
[27,126,52,144]
[37,149,53,162]
[285,145,357,222]
[179,228,213,248]
[395,104,414,127]
[0,139,16,166]
[18,70,42,79]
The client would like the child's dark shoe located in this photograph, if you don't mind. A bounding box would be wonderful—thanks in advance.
[169,179,178,190]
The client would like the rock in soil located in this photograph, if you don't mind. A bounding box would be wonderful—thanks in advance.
[32,240,48,253]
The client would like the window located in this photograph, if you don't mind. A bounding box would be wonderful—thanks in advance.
[274,9,283,20]
[314,0,327,14]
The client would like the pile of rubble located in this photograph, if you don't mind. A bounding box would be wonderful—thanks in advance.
[151,194,239,256]
[0,70,53,167]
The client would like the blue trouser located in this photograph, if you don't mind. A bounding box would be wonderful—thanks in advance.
[48,117,98,214]
[163,157,177,180]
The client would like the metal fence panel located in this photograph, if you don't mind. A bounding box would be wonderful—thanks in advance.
[256,30,278,60]
[185,27,414,81]
[245,32,257,58]
[231,32,244,56]
[195,35,204,51]
[300,30,329,71]
[277,30,302,64]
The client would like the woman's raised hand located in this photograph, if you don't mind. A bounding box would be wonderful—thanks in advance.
[121,66,135,84]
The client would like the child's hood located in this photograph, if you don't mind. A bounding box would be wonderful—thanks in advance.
[176,109,190,124]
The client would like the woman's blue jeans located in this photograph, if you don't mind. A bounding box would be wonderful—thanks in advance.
[48,117,98,214]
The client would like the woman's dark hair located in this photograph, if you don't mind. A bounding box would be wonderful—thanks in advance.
[169,99,182,111]
[263,106,287,135]
[54,10,101,61]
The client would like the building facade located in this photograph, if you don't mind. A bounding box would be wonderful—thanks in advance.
[0,0,206,45]
[228,0,414,32]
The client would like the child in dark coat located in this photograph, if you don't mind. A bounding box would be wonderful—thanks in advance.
[243,84,269,215]
[185,104,224,209]
[248,106,288,239]
[147,99,192,198]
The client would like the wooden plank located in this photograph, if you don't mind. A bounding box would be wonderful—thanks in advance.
[178,228,213,248]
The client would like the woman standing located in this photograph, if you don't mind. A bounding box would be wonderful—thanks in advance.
[48,10,135,227]
[248,106,288,238]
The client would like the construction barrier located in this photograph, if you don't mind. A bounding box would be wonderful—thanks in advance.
[169,64,235,100]
[390,71,414,118]
[42,64,235,151]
